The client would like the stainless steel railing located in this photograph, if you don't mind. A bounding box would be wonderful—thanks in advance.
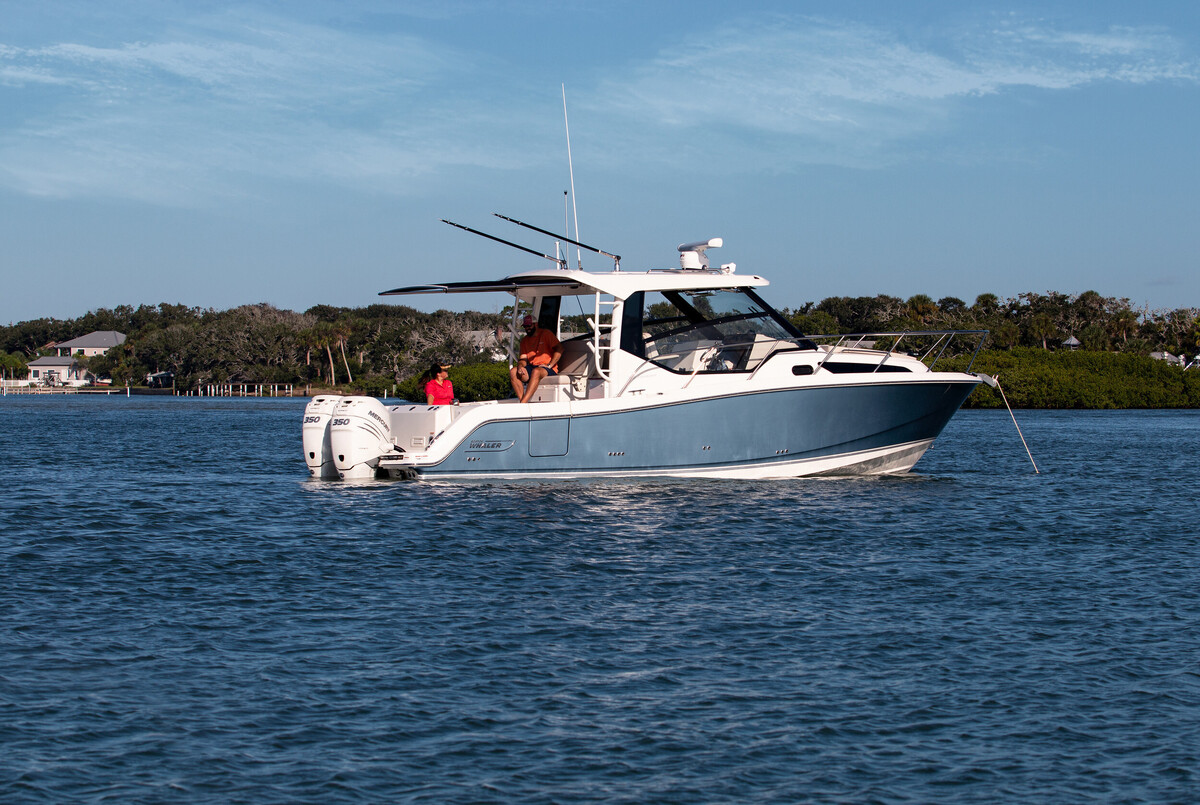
[802,329,989,372]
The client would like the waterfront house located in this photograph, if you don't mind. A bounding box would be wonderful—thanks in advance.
[55,331,126,357]
[27,356,89,386]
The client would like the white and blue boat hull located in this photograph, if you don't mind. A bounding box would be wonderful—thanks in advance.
[375,379,977,480]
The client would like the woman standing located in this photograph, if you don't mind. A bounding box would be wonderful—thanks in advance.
[424,363,454,405]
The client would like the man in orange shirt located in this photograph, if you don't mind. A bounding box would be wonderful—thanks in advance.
[510,314,562,403]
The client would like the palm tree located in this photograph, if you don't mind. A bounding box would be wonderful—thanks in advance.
[1109,309,1138,345]
[1028,312,1056,350]
[906,294,937,325]
[311,322,337,386]
[972,293,1000,317]
[297,327,317,367]
[333,318,356,384]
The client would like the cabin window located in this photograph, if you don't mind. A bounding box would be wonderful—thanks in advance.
[821,362,912,374]
[640,288,810,374]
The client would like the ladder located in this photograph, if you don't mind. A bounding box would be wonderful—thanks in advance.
[586,292,618,396]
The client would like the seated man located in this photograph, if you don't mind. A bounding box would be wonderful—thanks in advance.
[510,314,562,403]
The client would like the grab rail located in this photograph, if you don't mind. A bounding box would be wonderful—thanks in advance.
[802,329,989,373]
[653,329,990,382]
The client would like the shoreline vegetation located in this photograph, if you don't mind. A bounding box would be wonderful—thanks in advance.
[3,290,1198,409]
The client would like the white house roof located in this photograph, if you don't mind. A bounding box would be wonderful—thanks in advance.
[56,330,126,350]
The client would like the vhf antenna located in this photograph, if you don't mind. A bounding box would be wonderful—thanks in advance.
[493,213,621,270]
[563,84,583,270]
[438,89,620,273]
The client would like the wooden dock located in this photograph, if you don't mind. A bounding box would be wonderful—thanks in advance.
[2,385,128,396]
[2,382,301,397]
[183,383,298,397]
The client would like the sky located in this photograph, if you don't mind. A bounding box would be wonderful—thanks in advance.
[2,0,1199,324]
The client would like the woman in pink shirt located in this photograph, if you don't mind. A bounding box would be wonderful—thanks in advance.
[424,363,454,405]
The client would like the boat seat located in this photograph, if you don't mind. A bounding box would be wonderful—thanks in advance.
[668,340,722,372]
[539,337,592,386]
[723,333,780,371]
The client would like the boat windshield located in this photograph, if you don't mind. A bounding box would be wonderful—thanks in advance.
[640,288,807,373]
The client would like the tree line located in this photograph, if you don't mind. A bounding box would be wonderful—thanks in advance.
[0,302,506,395]
[1,291,1198,400]
[784,290,1199,356]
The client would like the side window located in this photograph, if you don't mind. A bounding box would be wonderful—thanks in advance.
[536,296,561,331]
[620,291,645,358]
[641,292,701,359]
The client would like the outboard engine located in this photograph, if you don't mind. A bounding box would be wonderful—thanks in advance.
[329,396,398,480]
[302,395,342,479]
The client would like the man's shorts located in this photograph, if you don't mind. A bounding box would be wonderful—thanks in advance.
[520,363,557,379]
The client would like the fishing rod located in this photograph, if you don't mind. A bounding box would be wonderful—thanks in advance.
[492,213,621,270]
[440,219,565,267]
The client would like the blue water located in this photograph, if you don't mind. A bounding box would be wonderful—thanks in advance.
[2,397,1198,803]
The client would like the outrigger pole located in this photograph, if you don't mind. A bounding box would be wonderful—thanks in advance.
[492,213,621,270]
[440,219,565,267]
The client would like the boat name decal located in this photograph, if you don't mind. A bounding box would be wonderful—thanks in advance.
[467,440,514,451]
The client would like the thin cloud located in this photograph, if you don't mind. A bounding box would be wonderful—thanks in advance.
[0,8,501,202]
[588,15,1199,169]
[1,9,1197,202]
[1004,24,1181,59]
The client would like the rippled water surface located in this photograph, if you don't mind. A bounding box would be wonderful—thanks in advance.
[3,396,1199,803]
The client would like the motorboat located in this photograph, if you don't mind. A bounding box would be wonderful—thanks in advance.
[302,235,985,480]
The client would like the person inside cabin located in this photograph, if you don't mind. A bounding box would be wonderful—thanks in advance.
[510,314,562,403]
[424,362,454,405]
